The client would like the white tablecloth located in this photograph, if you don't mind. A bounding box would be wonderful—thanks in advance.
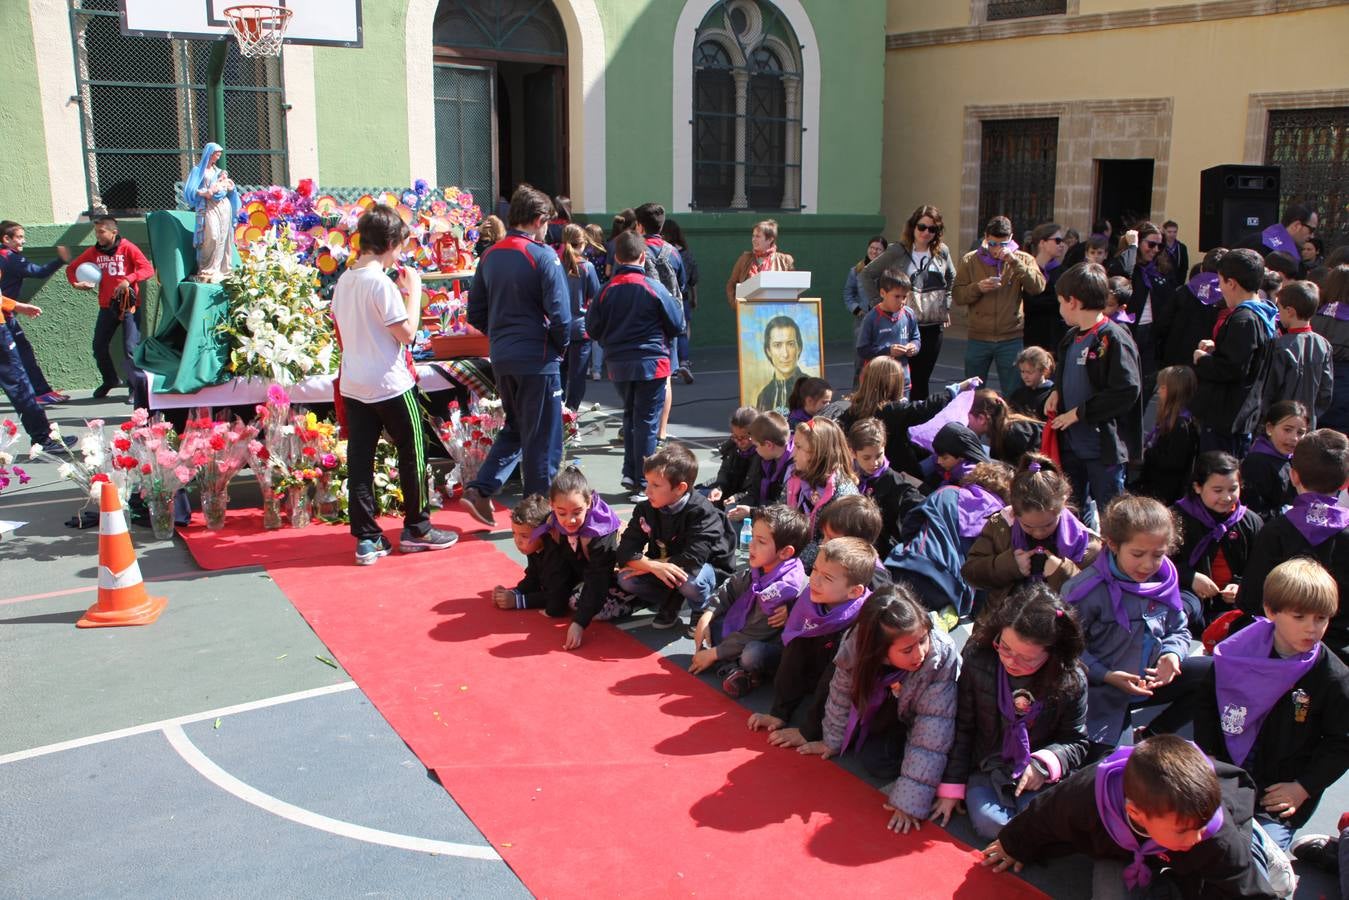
[146,365,454,410]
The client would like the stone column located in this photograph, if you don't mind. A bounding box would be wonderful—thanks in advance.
[732,69,749,209]
[782,73,801,210]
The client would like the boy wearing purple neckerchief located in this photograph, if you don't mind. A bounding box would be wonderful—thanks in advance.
[1239,429,1349,666]
[1196,558,1349,852]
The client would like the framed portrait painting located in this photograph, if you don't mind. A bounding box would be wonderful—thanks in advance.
[736,298,824,414]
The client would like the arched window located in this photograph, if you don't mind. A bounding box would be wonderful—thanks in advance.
[691,1,802,211]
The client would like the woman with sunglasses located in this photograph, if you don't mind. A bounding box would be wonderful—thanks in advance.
[1022,222,1069,353]
[859,205,957,400]
[1109,221,1175,419]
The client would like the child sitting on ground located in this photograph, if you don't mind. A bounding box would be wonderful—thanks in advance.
[964,453,1099,616]
[784,417,858,570]
[747,537,876,743]
[847,419,922,559]
[1264,280,1333,428]
[1172,452,1263,633]
[728,411,793,523]
[690,505,809,697]
[802,585,959,837]
[524,466,624,651]
[1062,495,1212,750]
[1240,429,1349,665]
[1131,365,1199,505]
[1196,558,1349,853]
[924,421,992,493]
[967,389,1042,467]
[786,377,833,429]
[616,442,736,631]
[983,734,1291,898]
[701,406,758,509]
[1241,400,1308,522]
[932,583,1089,840]
[1009,346,1055,418]
[492,494,553,610]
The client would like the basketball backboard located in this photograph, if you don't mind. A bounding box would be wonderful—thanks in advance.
[118,0,362,48]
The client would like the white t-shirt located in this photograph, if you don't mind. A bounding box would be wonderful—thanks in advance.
[331,264,415,403]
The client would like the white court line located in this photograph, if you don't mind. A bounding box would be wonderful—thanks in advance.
[0,681,359,765]
[162,724,501,861]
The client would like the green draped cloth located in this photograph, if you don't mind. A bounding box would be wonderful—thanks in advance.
[134,210,234,393]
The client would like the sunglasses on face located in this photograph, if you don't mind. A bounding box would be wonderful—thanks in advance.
[915,223,941,234]
[1050,236,1065,244]
[987,240,1011,247]
[1143,240,1162,248]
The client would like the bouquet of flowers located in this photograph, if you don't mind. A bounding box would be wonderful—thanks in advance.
[125,409,198,539]
[248,384,294,528]
[436,398,504,488]
[179,412,259,529]
[30,420,136,516]
[0,419,31,496]
[219,227,337,383]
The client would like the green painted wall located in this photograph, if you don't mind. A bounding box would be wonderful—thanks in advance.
[311,1,413,187]
[0,5,54,224]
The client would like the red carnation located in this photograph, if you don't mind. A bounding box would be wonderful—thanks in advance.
[302,446,317,458]
[296,178,316,198]
[209,435,226,451]
[140,463,152,475]
[113,437,131,451]
[120,421,134,432]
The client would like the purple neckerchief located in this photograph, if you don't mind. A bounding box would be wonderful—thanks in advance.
[1139,259,1162,292]
[787,408,810,429]
[1261,223,1297,255]
[721,557,807,636]
[1285,492,1349,547]
[782,585,870,645]
[1319,300,1349,323]
[1144,409,1191,451]
[1213,617,1319,766]
[529,496,622,543]
[736,444,757,459]
[954,484,1004,539]
[855,456,891,496]
[1042,257,1062,274]
[1187,272,1223,306]
[1063,552,1182,632]
[1095,746,1224,890]
[842,666,907,753]
[1248,434,1290,461]
[1010,509,1093,576]
[1165,242,1182,265]
[1108,309,1136,325]
[1175,495,1248,568]
[944,459,977,485]
[977,239,1020,274]
[998,664,1044,778]
[759,439,794,505]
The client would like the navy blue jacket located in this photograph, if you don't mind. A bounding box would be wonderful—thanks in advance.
[0,249,62,299]
[586,264,684,382]
[856,304,920,361]
[467,230,570,376]
[566,258,602,340]
[644,235,687,297]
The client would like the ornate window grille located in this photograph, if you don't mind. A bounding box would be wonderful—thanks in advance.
[978,118,1059,236]
[986,0,1068,21]
[692,0,803,211]
[1266,107,1349,249]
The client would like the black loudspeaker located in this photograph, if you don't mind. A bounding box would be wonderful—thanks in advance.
[1199,165,1280,251]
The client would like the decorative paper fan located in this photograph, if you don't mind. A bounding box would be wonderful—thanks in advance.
[355,194,375,210]
[249,209,270,228]
[315,250,339,275]
[313,195,339,215]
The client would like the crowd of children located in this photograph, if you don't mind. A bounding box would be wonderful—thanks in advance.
[480,239,1349,897]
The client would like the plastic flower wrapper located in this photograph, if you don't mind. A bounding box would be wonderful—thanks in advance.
[435,398,503,486]
[126,409,196,497]
[179,410,259,498]
[31,418,134,507]
[0,418,31,495]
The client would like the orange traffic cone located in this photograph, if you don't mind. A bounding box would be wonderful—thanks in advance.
[77,482,167,628]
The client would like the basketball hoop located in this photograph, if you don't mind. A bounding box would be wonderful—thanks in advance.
[223,4,293,58]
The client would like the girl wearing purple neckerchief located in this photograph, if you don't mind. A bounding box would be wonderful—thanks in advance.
[1062,495,1213,750]
[1241,400,1308,523]
[783,418,858,571]
[1131,365,1199,506]
[932,583,1089,840]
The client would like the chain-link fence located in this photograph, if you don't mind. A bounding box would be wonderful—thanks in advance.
[69,0,287,216]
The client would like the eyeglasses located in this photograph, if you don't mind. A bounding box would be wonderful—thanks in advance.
[987,240,1012,247]
[1143,240,1162,249]
[1050,236,1065,244]
[915,223,941,234]
[993,637,1049,668]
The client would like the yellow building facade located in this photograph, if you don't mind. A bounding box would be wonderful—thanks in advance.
[882,0,1349,253]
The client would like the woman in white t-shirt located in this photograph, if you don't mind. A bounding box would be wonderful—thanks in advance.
[331,204,458,564]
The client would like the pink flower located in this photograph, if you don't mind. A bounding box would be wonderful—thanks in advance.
[156,450,177,468]
[267,384,290,406]
[320,453,337,469]
[15,466,28,485]
[193,452,209,467]
[216,460,232,474]
[151,422,172,438]
[174,466,193,484]
[2,420,16,437]
[130,408,149,426]
[87,418,105,430]
[248,440,264,456]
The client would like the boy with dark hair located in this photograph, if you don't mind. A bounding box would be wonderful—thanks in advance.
[462,184,571,520]
[585,230,684,498]
[729,411,795,521]
[1046,262,1141,529]
[691,504,811,697]
[616,442,736,630]
[0,219,71,404]
[1263,280,1333,427]
[1193,248,1277,456]
[984,734,1288,897]
[492,494,553,610]
[855,268,920,384]
[1240,429,1349,665]
[1105,275,1135,325]
[701,406,759,508]
[1197,558,1349,851]
[333,204,458,564]
[846,418,921,558]
[66,216,154,404]
[818,493,884,546]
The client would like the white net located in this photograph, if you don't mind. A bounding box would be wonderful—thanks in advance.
[223,5,292,58]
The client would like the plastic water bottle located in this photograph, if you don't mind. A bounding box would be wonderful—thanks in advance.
[737,517,753,565]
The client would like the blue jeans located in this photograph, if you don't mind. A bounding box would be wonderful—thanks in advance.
[6,314,53,395]
[675,297,693,368]
[615,378,665,485]
[965,771,1041,840]
[467,371,563,499]
[1254,814,1295,851]
[617,562,718,614]
[965,337,1023,395]
[1091,819,1277,899]
[0,321,50,443]
[92,304,144,398]
[564,337,591,410]
[1060,442,1124,531]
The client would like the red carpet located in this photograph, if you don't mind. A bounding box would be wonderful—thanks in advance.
[268,541,1046,899]
[177,501,512,570]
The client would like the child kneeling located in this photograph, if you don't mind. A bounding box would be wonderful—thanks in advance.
[690,505,810,697]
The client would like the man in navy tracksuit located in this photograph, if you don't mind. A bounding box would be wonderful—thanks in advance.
[461,185,570,523]
[586,230,685,495]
